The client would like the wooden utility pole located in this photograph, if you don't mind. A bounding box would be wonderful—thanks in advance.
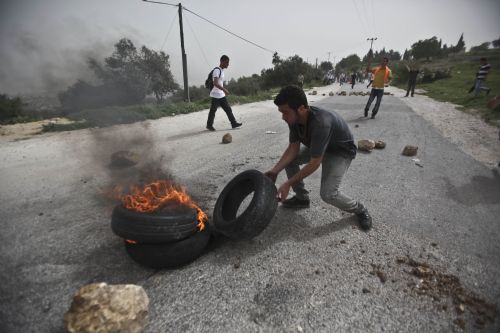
[367,37,377,51]
[142,1,190,102]
[178,3,190,101]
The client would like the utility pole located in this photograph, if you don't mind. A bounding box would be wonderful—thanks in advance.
[178,3,189,102]
[142,1,190,102]
[327,52,331,62]
[367,37,377,55]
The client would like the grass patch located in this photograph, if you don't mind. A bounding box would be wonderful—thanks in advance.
[40,91,276,133]
[396,49,500,127]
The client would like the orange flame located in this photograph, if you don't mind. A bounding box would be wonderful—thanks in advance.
[119,180,206,231]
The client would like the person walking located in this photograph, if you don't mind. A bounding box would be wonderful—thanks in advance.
[363,56,392,119]
[366,72,373,88]
[264,85,372,230]
[404,64,420,97]
[297,73,305,89]
[468,57,491,97]
[351,72,357,89]
[206,55,242,131]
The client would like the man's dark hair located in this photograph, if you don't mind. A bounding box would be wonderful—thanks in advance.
[220,55,230,62]
[383,57,389,62]
[274,85,308,111]
[480,57,487,62]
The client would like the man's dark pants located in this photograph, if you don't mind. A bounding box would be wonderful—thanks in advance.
[207,97,237,127]
[364,88,384,116]
[406,80,416,97]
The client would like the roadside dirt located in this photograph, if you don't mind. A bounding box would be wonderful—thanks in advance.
[2,86,499,172]
[386,86,500,169]
[0,117,74,141]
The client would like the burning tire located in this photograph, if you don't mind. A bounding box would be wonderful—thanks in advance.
[124,226,211,269]
[213,169,278,240]
[111,205,199,243]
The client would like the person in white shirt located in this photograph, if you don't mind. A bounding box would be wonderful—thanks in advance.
[206,55,242,131]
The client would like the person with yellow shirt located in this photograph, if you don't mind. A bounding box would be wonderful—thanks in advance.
[364,56,393,119]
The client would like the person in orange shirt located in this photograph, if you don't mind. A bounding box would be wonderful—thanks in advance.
[364,56,392,119]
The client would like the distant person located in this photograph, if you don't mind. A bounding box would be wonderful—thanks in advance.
[297,74,305,89]
[366,72,373,88]
[404,64,420,97]
[206,55,242,131]
[264,85,372,230]
[363,56,392,119]
[351,72,357,89]
[468,57,491,97]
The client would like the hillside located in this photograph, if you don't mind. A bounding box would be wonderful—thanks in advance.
[393,49,500,127]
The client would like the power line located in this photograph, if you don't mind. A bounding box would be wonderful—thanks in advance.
[184,12,211,68]
[159,10,178,51]
[142,0,177,8]
[182,6,276,54]
[370,0,377,37]
[361,0,373,33]
[352,0,369,36]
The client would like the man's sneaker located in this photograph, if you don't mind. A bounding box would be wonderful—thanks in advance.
[356,208,372,230]
[282,196,310,209]
[206,126,216,131]
[364,109,368,117]
[232,122,242,129]
[371,114,376,119]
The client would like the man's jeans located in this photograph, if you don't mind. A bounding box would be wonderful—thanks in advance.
[473,79,489,96]
[364,88,384,116]
[207,97,237,127]
[285,147,363,213]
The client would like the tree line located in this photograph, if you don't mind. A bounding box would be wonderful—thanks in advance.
[24,34,500,113]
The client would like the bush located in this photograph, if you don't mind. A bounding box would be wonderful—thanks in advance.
[0,94,24,124]
[59,80,147,113]
[420,67,452,83]
[227,75,262,96]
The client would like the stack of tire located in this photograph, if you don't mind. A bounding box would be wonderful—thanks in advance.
[111,169,278,269]
[111,205,210,269]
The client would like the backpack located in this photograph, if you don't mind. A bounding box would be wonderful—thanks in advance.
[205,67,222,90]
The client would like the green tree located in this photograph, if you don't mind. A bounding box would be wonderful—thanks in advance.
[410,37,441,60]
[335,54,361,72]
[319,61,333,73]
[402,49,411,61]
[261,54,319,89]
[89,38,149,104]
[454,33,466,53]
[0,94,24,123]
[470,42,491,52]
[59,38,178,110]
[363,48,401,62]
[139,46,179,102]
[492,37,500,48]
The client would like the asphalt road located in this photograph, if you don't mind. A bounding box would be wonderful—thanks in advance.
[1,85,499,332]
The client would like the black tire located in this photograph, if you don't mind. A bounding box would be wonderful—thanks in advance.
[111,205,199,243]
[124,226,211,269]
[213,169,278,240]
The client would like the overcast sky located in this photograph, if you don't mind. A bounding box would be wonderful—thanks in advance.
[1,0,499,95]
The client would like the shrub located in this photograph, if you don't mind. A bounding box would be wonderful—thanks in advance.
[0,94,24,124]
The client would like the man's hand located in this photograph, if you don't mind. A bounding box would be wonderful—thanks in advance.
[223,88,229,95]
[264,170,278,183]
[277,181,291,202]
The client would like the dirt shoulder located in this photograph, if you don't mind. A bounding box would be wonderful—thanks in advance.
[386,86,500,169]
[2,85,498,170]
[0,118,74,142]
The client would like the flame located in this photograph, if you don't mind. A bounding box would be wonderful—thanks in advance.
[118,180,206,231]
